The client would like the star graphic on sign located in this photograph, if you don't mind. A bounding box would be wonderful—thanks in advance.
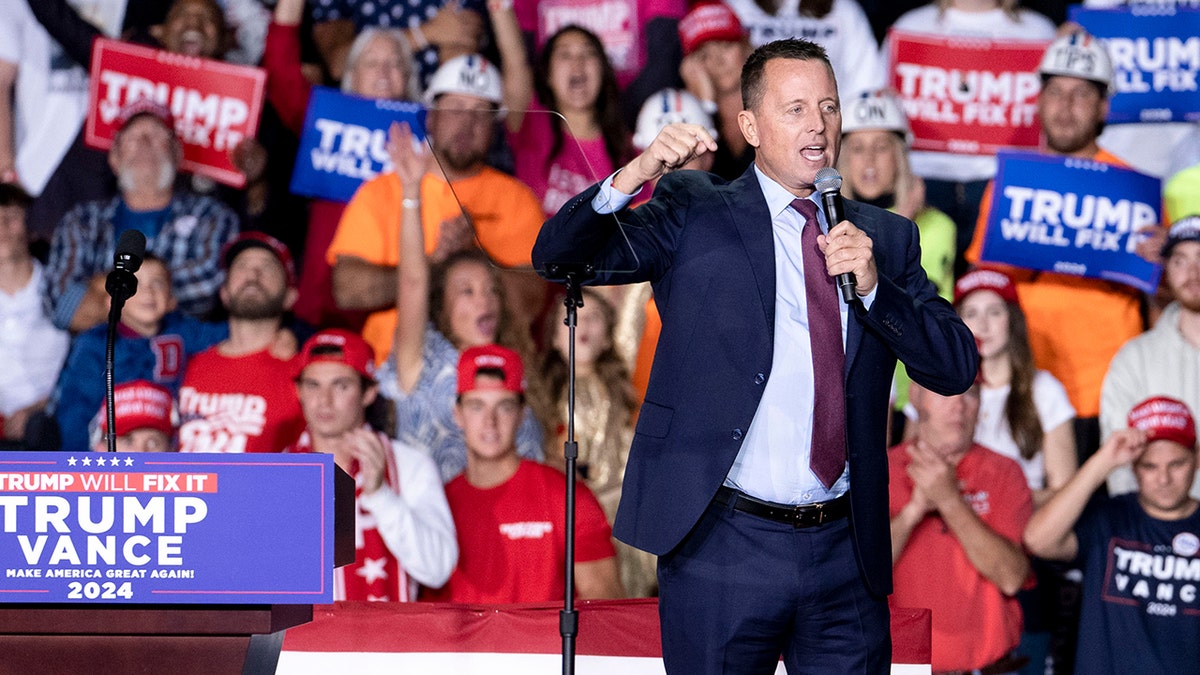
[355,557,389,585]
[66,457,77,466]
[95,457,107,467]
[124,457,134,467]
[81,457,92,466]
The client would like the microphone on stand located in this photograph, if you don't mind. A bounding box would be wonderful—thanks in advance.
[103,230,146,452]
[106,230,146,303]
[813,167,857,304]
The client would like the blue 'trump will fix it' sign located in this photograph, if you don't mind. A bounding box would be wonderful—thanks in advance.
[289,87,426,203]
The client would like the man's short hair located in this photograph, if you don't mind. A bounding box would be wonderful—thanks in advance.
[741,38,833,112]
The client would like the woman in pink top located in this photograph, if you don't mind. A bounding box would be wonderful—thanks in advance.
[493,4,630,217]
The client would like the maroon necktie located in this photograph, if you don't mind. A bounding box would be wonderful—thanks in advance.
[792,198,847,489]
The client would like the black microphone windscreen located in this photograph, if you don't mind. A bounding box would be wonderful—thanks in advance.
[114,229,146,273]
[116,229,146,258]
[814,167,842,194]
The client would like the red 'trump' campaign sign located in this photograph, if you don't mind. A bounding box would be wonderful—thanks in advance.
[888,30,1050,156]
[85,38,266,188]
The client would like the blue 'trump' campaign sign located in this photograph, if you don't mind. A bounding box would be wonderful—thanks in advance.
[0,452,334,604]
[980,150,1162,293]
[1071,6,1200,123]
[289,86,426,203]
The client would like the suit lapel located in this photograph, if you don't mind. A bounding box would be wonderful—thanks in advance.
[727,168,777,331]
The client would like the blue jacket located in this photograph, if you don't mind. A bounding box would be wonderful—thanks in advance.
[54,312,228,451]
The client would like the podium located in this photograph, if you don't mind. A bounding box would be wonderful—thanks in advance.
[0,452,354,675]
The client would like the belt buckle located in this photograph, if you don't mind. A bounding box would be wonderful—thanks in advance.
[791,502,822,528]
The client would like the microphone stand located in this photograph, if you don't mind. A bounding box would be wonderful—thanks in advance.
[103,270,138,453]
[544,262,595,675]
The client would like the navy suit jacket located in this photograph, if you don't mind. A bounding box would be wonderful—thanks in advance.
[532,167,978,597]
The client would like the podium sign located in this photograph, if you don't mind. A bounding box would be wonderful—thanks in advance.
[0,452,334,604]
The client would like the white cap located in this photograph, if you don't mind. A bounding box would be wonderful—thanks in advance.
[1038,32,1114,95]
[633,89,718,151]
[841,89,911,142]
[423,54,503,106]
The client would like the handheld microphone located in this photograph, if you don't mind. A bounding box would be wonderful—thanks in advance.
[105,229,146,303]
[813,167,857,303]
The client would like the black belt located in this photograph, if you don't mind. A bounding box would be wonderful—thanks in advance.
[714,486,850,528]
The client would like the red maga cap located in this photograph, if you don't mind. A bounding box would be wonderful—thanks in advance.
[678,3,745,56]
[115,98,176,133]
[457,344,525,395]
[1129,396,1197,449]
[954,267,1019,307]
[97,380,176,436]
[221,231,297,287]
[296,329,376,380]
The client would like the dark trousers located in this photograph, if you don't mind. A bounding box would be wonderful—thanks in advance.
[657,496,890,675]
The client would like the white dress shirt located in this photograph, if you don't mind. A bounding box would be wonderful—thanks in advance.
[593,167,877,505]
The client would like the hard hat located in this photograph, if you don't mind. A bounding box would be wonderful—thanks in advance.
[1038,32,1114,95]
[423,54,503,106]
[633,89,718,151]
[840,89,911,142]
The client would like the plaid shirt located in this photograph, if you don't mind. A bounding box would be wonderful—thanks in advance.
[43,192,240,329]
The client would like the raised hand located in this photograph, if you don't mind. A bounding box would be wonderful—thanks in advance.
[1095,428,1148,473]
[348,427,390,495]
[615,122,718,194]
[387,121,434,193]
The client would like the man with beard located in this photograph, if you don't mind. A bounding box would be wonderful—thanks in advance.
[1025,396,1200,674]
[42,100,239,332]
[13,0,249,240]
[965,32,1149,461]
[176,232,304,453]
[1102,217,1200,497]
[326,54,545,361]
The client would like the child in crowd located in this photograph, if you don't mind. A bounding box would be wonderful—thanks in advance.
[54,255,226,451]
[89,380,178,453]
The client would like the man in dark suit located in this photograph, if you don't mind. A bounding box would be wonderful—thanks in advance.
[533,38,977,674]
